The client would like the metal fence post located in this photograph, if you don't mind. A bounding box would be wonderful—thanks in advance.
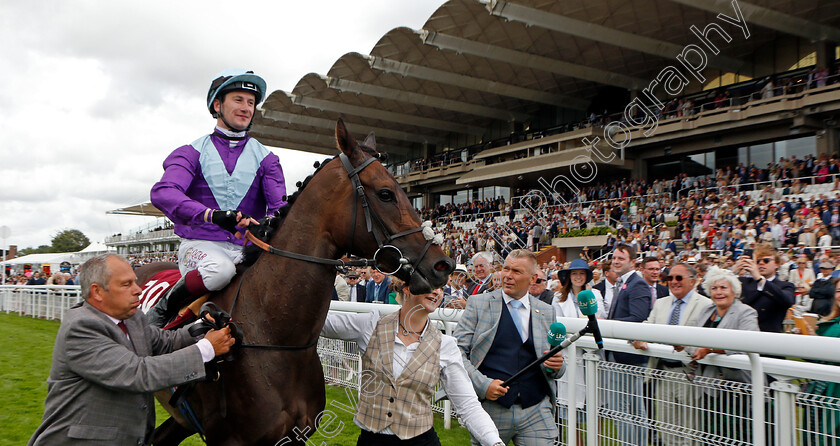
[749,352,766,446]
[583,351,601,446]
[566,345,578,446]
[770,378,798,446]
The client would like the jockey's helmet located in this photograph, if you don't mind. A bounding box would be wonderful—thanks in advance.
[206,69,267,117]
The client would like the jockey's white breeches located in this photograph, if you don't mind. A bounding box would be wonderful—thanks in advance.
[178,239,242,291]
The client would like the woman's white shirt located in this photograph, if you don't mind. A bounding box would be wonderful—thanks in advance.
[321,310,503,446]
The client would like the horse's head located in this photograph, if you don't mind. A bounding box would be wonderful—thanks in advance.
[333,119,454,294]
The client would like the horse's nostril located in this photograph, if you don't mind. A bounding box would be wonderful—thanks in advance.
[434,261,451,272]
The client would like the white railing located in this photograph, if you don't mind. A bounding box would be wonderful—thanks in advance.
[6,288,840,445]
[1,285,82,320]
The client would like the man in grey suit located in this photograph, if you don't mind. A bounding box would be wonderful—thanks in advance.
[29,254,234,446]
[632,262,711,446]
[454,249,566,445]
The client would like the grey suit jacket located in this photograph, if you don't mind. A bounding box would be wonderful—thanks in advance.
[453,289,565,406]
[689,300,759,385]
[641,291,711,369]
[29,301,206,446]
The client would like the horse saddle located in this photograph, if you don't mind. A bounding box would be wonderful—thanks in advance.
[141,270,209,329]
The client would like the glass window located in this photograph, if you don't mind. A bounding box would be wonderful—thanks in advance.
[716,147,745,170]
[749,143,773,168]
[498,187,511,202]
[775,136,816,161]
[438,194,452,206]
[704,151,715,170]
[454,190,470,205]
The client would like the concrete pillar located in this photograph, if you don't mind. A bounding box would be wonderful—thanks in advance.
[815,40,837,69]
[421,142,430,160]
[817,127,838,157]
[632,153,648,180]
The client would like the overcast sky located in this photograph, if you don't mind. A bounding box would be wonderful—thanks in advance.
[0,0,446,251]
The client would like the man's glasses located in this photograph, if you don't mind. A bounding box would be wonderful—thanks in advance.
[535,278,547,284]
[757,257,775,264]
[666,275,694,282]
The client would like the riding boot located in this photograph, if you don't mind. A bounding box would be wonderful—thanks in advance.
[148,272,205,328]
[148,277,187,327]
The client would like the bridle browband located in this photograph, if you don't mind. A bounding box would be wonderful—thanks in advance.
[229,152,439,351]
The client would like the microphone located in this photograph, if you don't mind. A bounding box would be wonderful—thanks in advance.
[544,322,566,372]
[577,289,604,349]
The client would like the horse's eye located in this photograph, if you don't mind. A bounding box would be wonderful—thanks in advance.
[377,189,395,202]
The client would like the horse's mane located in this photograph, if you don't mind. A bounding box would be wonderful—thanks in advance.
[240,145,382,266]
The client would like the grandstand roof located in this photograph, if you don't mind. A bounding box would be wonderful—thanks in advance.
[106,203,165,217]
[251,0,840,156]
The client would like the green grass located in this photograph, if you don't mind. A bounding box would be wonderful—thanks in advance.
[0,313,473,445]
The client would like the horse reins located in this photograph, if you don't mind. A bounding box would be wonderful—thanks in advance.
[180,151,443,428]
[243,152,439,280]
[229,152,439,350]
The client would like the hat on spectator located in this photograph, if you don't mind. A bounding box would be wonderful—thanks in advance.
[557,259,593,284]
[453,264,468,275]
[819,261,836,270]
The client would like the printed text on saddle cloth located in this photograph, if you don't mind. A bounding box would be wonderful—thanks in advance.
[138,270,182,313]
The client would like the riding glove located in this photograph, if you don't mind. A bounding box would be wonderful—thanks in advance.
[211,210,248,235]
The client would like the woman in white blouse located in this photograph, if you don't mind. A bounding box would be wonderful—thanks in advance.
[321,279,504,446]
[550,259,606,437]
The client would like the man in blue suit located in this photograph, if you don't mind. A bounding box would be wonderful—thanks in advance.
[364,268,391,303]
[454,249,565,445]
[606,242,652,445]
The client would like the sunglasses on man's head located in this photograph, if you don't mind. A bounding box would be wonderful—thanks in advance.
[666,275,694,282]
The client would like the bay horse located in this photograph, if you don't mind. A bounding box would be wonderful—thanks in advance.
[137,119,454,445]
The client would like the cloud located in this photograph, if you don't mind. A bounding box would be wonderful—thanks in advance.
[0,0,446,250]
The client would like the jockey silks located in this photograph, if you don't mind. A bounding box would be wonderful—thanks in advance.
[151,128,287,245]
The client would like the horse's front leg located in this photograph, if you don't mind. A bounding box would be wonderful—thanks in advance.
[152,416,195,446]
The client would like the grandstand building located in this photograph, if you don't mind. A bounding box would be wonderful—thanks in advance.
[108,0,840,258]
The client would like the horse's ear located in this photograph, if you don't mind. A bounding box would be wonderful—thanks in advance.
[363,132,376,152]
[335,118,358,159]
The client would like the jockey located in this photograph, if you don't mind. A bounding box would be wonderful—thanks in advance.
[148,69,287,326]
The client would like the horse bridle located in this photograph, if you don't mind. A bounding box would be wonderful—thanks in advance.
[244,152,438,277]
[231,152,440,351]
